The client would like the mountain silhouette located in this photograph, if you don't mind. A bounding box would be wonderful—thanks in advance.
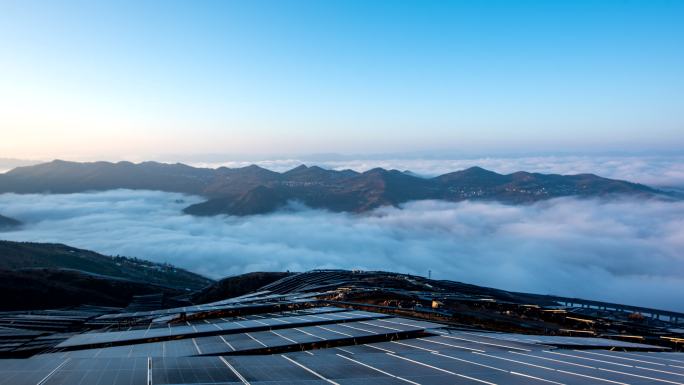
[0,161,665,216]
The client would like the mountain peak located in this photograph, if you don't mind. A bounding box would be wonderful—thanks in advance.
[435,166,505,184]
[243,164,266,170]
[234,164,279,176]
[284,165,309,173]
[461,166,500,176]
[363,167,388,175]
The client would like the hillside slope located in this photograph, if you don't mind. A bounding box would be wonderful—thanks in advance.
[0,241,213,291]
[0,268,182,310]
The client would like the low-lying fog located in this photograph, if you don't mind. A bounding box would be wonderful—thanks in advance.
[1,189,683,311]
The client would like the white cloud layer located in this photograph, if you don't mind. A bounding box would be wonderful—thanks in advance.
[1,190,683,311]
[195,155,684,189]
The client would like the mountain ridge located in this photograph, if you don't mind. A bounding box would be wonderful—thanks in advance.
[0,160,666,216]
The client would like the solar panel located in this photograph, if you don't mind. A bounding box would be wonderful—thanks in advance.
[0,358,67,385]
[278,353,401,382]
[152,357,240,385]
[223,355,321,383]
[268,328,324,344]
[41,357,147,385]
[188,336,234,356]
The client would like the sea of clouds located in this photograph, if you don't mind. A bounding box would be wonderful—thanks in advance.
[1,188,683,311]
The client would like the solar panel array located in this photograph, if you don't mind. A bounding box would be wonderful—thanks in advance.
[2,304,683,384]
[2,327,684,384]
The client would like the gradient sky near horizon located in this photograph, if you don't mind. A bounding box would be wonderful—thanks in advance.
[1,0,683,160]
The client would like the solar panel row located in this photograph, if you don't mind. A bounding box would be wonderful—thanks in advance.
[179,306,350,327]
[459,331,668,350]
[115,306,348,333]
[57,310,390,349]
[5,347,684,385]
[42,317,440,359]
[96,293,323,320]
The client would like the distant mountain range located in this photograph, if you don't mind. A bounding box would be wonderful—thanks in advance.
[0,160,665,216]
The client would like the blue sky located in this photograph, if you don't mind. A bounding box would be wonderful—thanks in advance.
[1,0,682,160]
